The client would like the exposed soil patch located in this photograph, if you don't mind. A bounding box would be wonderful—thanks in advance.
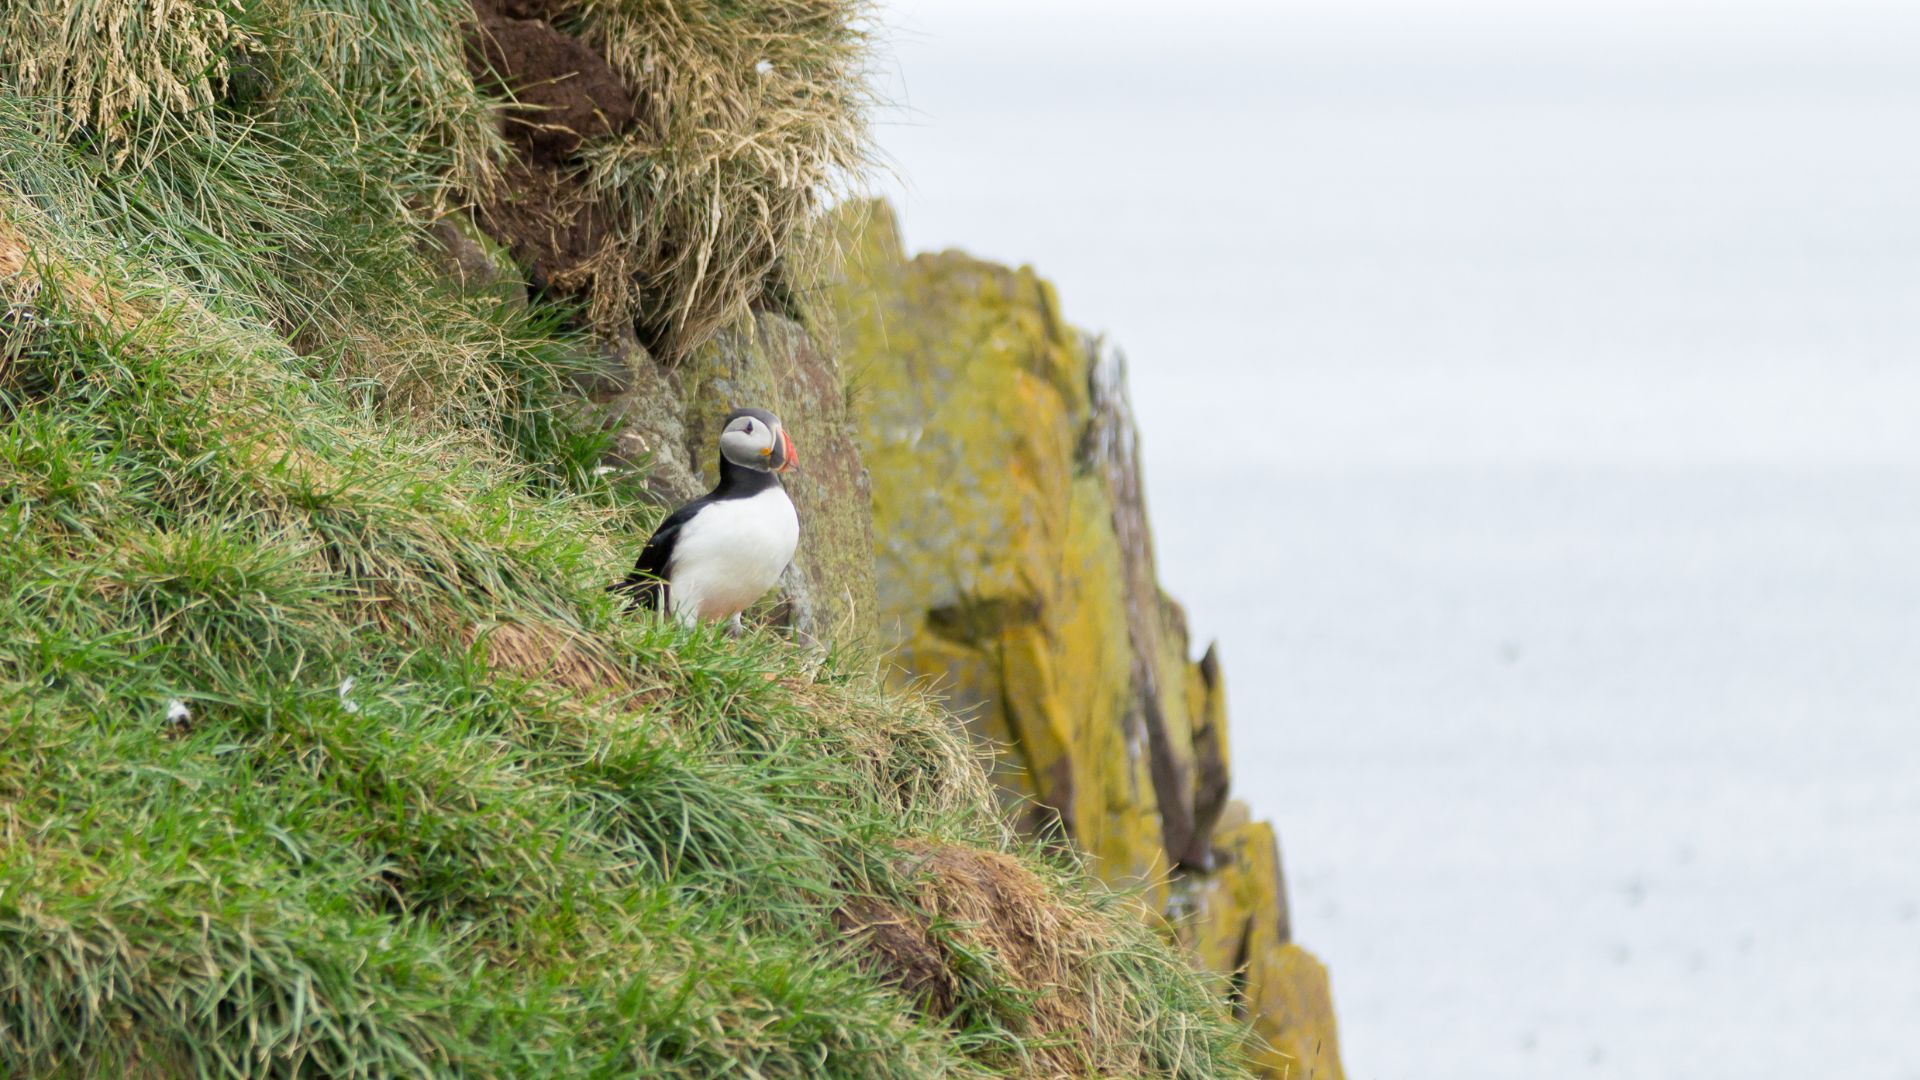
[463,0,640,315]
[466,0,634,166]
[473,156,620,297]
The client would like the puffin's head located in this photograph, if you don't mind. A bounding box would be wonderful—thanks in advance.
[718,407,797,473]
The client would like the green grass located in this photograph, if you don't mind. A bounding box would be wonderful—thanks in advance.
[0,4,1251,1076]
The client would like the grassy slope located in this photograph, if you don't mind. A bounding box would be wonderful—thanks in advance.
[0,2,1249,1077]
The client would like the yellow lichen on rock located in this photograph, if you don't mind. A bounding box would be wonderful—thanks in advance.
[836,201,1161,888]
[833,199,1345,1076]
[1249,945,1346,1079]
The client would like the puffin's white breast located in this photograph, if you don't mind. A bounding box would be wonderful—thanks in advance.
[667,485,799,623]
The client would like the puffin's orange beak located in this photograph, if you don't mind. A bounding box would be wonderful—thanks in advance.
[777,428,798,473]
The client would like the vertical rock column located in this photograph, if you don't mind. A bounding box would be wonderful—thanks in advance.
[833,200,1345,1079]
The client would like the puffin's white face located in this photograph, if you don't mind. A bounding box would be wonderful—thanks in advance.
[718,411,797,473]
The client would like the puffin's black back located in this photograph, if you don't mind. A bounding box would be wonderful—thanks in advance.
[610,499,703,610]
[610,442,784,611]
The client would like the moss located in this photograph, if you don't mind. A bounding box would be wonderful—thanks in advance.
[836,204,1162,887]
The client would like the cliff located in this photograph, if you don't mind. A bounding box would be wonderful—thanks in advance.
[576,199,1347,1075]
[1,0,1340,1075]
[831,203,1345,1078]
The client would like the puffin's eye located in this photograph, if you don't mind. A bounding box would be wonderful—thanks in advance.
[743,420,754,434]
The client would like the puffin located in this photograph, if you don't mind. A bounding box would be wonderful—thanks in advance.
[612,407,800,625]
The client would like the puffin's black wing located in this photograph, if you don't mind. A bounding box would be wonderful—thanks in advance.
[611,498,708,611]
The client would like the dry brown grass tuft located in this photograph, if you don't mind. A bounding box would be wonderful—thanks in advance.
[839,842,1146,1079]
[907,845,1101,1051]
[0,214,149,336]
[470,619,627,695]
[225,426,342,492]
[579,0,873,357]
[834,896,958,1016]
[0,0,249,159]
[0,219,25,278]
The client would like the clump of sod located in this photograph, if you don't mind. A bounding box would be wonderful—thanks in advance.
[565,0,876,355]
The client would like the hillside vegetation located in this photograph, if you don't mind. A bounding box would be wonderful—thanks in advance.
[0,1,1251,1077]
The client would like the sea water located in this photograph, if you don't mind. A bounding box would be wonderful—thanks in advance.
[875,3,1920,1076]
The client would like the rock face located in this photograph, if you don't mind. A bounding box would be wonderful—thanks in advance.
[680,315,879,640]
[831,201,1345,1078]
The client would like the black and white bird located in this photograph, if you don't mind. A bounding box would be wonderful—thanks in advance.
[612,407,800,624]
